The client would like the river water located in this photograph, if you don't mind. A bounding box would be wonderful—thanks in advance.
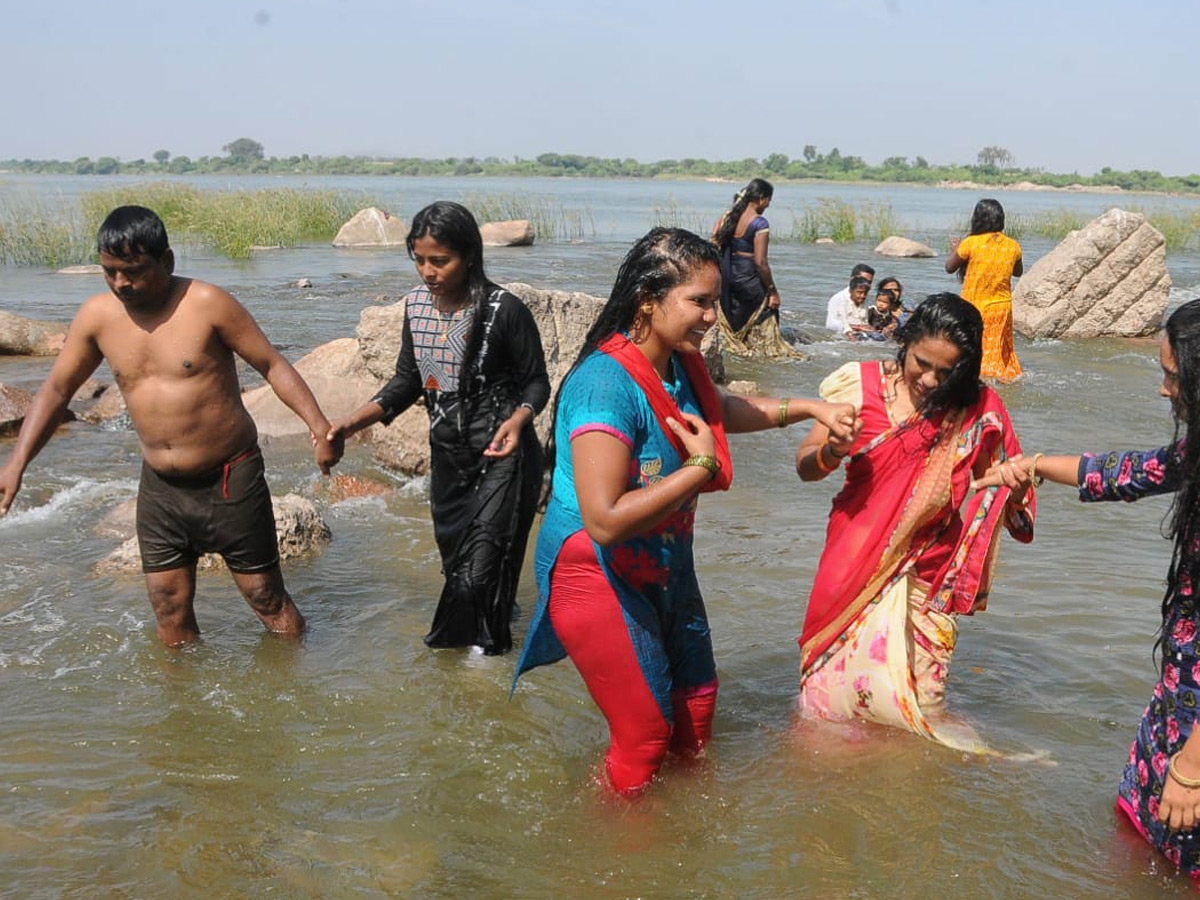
[3,175,1200,898]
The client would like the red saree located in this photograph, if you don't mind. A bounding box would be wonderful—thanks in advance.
[800,361,1034,681]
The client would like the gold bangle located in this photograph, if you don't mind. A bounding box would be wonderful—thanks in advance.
[1029,452,1045,487]
[682,454,720,479]
[1169,752,1200,789]
[777,398,789,428]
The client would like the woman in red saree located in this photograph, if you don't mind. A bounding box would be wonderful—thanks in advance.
[795,293,1035,750]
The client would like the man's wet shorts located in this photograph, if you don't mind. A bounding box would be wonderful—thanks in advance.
[136,446,280,574]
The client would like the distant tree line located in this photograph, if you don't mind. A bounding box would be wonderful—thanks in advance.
[4,139,1199,194]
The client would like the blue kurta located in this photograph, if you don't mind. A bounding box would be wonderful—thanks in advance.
[514,350,716,720]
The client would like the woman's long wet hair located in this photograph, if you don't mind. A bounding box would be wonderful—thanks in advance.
[1161,299,1200,632]
[893,292,983,418]
[713,178,773,253]
[969,198,1006,235]
[539,227,721,509]
[406,201,497,395]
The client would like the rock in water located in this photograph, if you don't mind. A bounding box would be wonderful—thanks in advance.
[332,207,409,248]
[874,236,936,258]
[1014,208,1170,338]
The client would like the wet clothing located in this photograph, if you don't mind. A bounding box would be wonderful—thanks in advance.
[719,215,771,332]
[372,286,549,654]
[799,361,1034,750]
[1078,445,1200,876]
[515,335,732,795]
[136,446,279,574]
[956,232,1023,381]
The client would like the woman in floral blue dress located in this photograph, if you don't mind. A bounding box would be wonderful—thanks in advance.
[973,298,1200,880]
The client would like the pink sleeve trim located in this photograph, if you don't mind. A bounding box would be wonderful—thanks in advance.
[570,423,633,449]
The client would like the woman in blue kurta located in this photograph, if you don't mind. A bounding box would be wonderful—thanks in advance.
[514,228,859,797]
[973,298,1200,881]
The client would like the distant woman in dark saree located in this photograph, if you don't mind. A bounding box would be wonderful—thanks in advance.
[711,178,779,333]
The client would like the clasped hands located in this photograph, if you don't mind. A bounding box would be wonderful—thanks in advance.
[821,403,862,456]
[970,453,1034,503]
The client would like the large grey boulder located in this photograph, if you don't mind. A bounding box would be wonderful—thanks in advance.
[874,235,936,258]
[1014,209,1171,338]
[332,207,409,248]
[480,219,535,247]
[94,492,331,574]
[0,310,67,356]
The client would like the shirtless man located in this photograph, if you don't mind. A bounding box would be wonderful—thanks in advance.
[0,205,343,646]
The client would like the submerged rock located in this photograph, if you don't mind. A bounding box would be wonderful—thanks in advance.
[874,235,936,258]
[332,207,409,248]
[1014,208,1171,339]
[0,310,67,356]
[480,219,535,247]
[0,383,37,436]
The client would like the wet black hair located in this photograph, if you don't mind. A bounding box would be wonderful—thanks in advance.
[969,198,1006,235]
[1160,299,1200,630]
[851,263,875,280]
[713,178,774,252]
[893,292,983,417]
[878,276,902,297]
[96,205,170,260]
[849,277,871,291]
[539,227,721,509]
[405,200,498,395]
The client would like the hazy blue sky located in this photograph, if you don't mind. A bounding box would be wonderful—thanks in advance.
[5,0,1196,175]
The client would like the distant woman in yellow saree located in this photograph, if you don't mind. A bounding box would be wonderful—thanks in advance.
[795,293,1035,751]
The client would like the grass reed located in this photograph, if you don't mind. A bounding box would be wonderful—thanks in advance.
[463,193,595,242]
[789,198,900,244]
[0,183,376,265]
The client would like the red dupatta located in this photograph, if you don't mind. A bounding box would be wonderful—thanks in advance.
[597,333,732,492]
[799,362,1033,673]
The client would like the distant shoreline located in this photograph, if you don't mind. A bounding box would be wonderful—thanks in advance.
[0,169,1185,199]
[2,150,1197,196]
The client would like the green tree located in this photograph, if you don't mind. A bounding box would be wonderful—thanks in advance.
[763,152,788,174]
[802,145,818,163]
[153,149,170,164]
[976,146,1014,169]
[223,138,264,160]
[94,156,120,174]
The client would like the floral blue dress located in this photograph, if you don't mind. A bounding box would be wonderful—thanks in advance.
[1079,445,1200,872]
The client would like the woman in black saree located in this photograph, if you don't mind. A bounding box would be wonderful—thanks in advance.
[328,201,549,654]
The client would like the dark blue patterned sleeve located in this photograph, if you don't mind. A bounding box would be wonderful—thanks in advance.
[1077,444,1180,503]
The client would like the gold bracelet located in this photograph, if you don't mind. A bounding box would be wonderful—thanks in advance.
[1169,752,1200,789]
[777,398,789,428]
[682,454,720,479]
[1029,452,1045,487]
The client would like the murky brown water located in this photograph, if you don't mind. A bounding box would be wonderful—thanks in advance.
[3,176,1200,897]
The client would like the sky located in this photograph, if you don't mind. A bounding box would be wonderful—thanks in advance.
[4,0,1197,176]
